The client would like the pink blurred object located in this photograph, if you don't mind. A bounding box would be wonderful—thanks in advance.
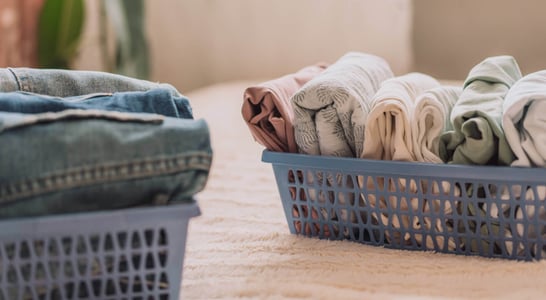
[0,0,44,67]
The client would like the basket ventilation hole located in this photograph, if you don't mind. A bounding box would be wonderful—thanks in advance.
[132,254,142,270]
[159,272,169,290]
[158,229,168,246]
[131,232,142,249]
[145,229,155,247]
[91,279,102,297]
[117,232,128,249]
[76,236,87,254]
[61,237,72,256]
[104,234,114,251]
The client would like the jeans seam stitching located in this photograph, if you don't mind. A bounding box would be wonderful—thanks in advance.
[6,68,23,91]
[0,152,212,203]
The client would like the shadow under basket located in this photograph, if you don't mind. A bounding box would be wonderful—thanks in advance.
[262,150,546,261]
[0,201,200,300]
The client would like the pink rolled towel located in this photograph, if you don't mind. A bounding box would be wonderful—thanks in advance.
[242,63,328,152]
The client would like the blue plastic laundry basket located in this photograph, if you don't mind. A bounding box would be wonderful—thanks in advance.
[0,202,200,300]
[262,150,546,261]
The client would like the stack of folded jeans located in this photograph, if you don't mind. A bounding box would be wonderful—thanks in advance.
[0,68,212,219]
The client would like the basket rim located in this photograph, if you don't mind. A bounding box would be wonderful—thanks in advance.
[0,200,200,231]
[261,150,546,182]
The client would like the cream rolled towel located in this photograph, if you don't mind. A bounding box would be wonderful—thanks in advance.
[439,55,522,165]
[362,72,440,161]
[411,86,462,163]
[503,70,546,167]
[360,73,464,249]
[292,52,393,157]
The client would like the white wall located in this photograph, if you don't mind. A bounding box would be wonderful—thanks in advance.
[76,0,413,92]
[413,0,546,80]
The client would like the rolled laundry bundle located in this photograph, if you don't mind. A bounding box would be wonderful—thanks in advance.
[503,70,546,167]
[362,72,440,161]
[242,63,328,152]
[411,86,462,163]
[292,52,393,158]
[439,56,522,165]
[486,70,546,258]
[360,73,442,247]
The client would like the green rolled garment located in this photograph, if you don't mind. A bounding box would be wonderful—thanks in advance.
[439,56,522,165]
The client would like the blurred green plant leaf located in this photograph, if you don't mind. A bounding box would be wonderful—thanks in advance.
[102,0,149,79]
[38,0,84,69]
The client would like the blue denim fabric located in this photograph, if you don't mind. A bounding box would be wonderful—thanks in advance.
[0,89,193,119]
[0,68,181,97]
[0,109,212,219]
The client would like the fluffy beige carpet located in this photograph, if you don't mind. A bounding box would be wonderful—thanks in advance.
[182,81,546,300]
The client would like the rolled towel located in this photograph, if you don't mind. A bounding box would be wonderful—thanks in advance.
[500,71,546,257]
[242,63,327,152]
[439,56,522,165]
[292,52,393,157]
[503,70,546,167]
[362,72,440,161]
[411,86,462,163]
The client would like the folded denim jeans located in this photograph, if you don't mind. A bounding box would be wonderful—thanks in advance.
[0,88,193,119]
[0,68,181,97]
[0,109,212,219]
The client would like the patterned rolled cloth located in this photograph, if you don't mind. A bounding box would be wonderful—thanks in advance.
[291,52,393,235]
[292,51,393,158]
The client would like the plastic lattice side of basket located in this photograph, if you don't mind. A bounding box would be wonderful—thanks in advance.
[0,202,200,300]
[262,150,546,261]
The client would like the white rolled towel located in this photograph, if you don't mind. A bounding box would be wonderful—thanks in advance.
[501,70,546,257]
[362,72,440,161]
[503,70,546,167]
[411,86,462,163]
[292,52,393,157]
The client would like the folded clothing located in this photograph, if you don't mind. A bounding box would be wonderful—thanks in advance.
[0,67,181,97]
[242,63,327,153]
[0,109,212,219]
[500,71,546,256]
[439,56,522,165]
[411,86,462,163]
[503,70,546,167]
[292,52,393,157]
[0,68,212,219]
[0,88,193,119]
[362,72,440,161]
